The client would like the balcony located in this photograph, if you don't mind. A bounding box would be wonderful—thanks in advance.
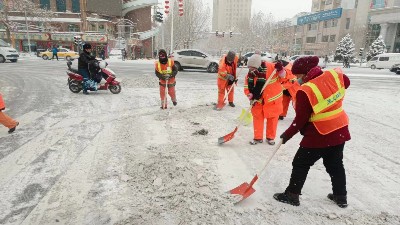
[122,0,158,16]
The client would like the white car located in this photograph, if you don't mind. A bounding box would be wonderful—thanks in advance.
[0,39,19,63]
[108,49,123,60]
[240,52,274,66]
[169,49,219,73]
[366,53,400,69]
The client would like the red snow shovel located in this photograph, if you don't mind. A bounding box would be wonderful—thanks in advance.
[229,139,283,204]
[218,69,277,144]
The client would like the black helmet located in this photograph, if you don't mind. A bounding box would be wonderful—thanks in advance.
[83,43,92,50]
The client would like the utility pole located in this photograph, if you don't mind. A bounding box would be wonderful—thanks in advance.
[24,8,31,54]
[80,0,87,32]
[170,0,174,53]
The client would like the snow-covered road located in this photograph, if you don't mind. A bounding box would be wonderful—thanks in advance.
[0,59,399,224]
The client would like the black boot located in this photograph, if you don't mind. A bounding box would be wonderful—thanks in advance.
[173,101,177,106]
[279,116,284,120]
[8,122,19,134]
[273,191,300,206]
[266,138,275,145]
[229,102,235,107]
[249,139,263,145]
[327,194,348,208]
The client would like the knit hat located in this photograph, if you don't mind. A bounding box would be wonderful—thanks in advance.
[247,54,262,68]
[291,56,319,75]
[226,51,236,62]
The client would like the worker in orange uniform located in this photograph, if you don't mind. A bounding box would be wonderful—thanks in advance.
[215,51,238,110]
[279,61,301,120]
[244,53,287,145]
[0,92,19,133]
[155,49,178,109]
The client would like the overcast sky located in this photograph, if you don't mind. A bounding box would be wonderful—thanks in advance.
[202,0,312,20]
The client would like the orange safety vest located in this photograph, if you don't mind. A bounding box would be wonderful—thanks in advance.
[155,59,174,74]
[217,55,237,80]
[262,62,283,103]
[0,94,5,110]
[301,69,349,135]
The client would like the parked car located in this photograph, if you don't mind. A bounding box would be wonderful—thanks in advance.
[367,53,400,69]
[239,52,274,66]
[390,63,400,74]
[0,39,19,63]
[36,48,47,57]
[289,55,327,68]
[108,49,123,60]
[169,49,219,73]
[39,48,79,60]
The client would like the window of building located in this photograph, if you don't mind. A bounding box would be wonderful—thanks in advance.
[325,0,333,5]
[306,36,316,43]
[331,19,338,27]
[330,35,336,42]
[346,18,351,29]
[304,51,314,55]
[323,21,329,28]
[308,23,317,31]
[99,24,105,31]
[371,0,386,9]
[40,0,50,10]
[56,0,66,12]
[72,0,80,13]
[322,35,329,42]
[68,24,79,32]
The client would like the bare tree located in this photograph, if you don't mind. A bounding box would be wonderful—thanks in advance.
[0,0,53,42]
[158,0,210,52]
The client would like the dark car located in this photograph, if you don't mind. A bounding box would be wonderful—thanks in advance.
[390,63,400,74]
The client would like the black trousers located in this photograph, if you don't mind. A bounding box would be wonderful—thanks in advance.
[286,143,347,196]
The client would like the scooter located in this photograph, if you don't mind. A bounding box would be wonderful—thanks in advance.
[66,60,121,94]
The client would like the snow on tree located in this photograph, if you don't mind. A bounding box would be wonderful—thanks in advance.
[0,0,53,43]
[367,36,386,60]
[335,33,355,60]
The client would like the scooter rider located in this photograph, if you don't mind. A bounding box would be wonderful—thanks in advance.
[78,43,96,95]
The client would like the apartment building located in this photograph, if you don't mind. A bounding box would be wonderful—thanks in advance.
[212,0,252,33]
[369,0,400,53]
[292,0,371,56]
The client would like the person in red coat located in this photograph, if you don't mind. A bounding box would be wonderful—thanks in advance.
[273,56,351,208]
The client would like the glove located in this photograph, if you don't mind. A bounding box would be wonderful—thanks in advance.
[275,61,283,72]
[163,74,171,80]
[280,133,289,144]
[227,74,235,81]
[247,93,253,100]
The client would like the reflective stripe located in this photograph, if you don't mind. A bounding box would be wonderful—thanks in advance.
[268,92,283,102]
[157,59,172,74]
[303,70,345,114]
[218,74,228,80]
[310,107,343,122]
[268,77,278,84]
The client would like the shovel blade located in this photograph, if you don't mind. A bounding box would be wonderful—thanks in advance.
[218,127,238,144]
[229,182,256,203]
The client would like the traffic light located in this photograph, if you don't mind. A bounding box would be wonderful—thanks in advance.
[156,12,163,23]
[229,31,233,38]
[216,30,218,36]
[359,48,364,56]
[73,35,82,46]
[222,31,225,37]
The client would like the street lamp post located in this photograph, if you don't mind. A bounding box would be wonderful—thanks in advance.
[24,8,31,54]
[170,0,174,53]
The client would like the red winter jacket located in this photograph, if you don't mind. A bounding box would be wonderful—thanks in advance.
[282,67,351,148]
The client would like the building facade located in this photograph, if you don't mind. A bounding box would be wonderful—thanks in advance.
[212,0,252,33]
[292,0,371,57]
[369,0,400,53]
[0,0,159,58]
